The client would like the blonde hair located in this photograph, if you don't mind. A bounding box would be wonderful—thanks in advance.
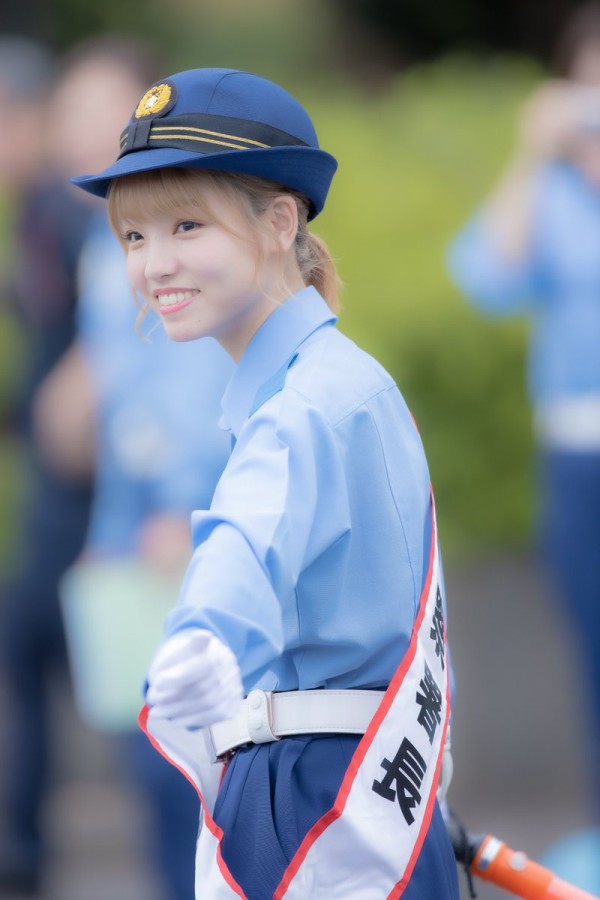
[107,167,341,313]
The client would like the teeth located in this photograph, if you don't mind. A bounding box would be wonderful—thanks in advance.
[158,291,194,306]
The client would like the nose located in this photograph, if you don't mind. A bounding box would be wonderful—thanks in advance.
[143,236,179,283]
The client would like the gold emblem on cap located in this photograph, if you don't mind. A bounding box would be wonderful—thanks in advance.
[134,83,172,119]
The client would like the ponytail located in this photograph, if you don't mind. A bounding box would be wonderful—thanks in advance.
[295,217,341,313]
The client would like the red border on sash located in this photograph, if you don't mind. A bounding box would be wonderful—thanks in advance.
[274,492,444,898]
[138,706,247,898]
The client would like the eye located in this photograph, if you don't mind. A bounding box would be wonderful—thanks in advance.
[121,230,144,244]
[176,220,202,234]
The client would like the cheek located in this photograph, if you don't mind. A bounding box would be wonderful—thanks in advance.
[201,235,259,286]
[126,252,146,293]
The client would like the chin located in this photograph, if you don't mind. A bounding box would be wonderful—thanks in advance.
[162,324,207,343]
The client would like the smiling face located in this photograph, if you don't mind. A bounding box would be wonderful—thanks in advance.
[111,170,304,360]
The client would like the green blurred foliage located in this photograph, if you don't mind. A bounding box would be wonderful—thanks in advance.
[0,191,28,573]
[0,195,27,408]
[0,436,27,572]
[0,47,543,564]
[301,54,541,558]
[44,0,342,79]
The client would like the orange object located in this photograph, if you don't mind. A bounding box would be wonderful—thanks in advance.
[472,835,600,900]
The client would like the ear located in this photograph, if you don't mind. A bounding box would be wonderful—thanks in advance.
[267,195,299,253]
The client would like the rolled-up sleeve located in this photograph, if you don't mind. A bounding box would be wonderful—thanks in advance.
[446,214,538,315]
[164,388,349,691]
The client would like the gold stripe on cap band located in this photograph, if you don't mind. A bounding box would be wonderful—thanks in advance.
[148,133,255,151]
[151,124,270,149]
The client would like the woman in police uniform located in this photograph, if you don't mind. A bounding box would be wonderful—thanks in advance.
[73,68,459,899]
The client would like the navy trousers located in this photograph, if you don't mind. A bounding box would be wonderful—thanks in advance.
[0,467,92,872]
[539,448,600,820]
[213,734,459,899]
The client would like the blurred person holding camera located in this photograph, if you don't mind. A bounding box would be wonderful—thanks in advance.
[447,1,600,824]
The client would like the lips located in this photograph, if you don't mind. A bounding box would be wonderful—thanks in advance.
[154,288,197,315]
[156,289,197,307]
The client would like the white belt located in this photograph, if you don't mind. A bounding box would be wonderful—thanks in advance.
[210,689,385,758]
[534,394,600,451]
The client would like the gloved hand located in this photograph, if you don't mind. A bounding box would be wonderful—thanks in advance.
[146,628,243,729]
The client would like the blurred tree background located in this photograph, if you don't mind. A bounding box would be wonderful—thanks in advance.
[0,0,584,562]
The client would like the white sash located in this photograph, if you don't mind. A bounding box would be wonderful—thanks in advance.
[142,501,450,899]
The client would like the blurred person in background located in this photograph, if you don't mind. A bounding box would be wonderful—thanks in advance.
[0,31,230,900]
[447,1,600,825]
[0,35,51,203]
[0,34,96,894]
[35,36,233,900]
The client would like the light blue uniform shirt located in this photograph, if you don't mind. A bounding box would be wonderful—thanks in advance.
[166,287,436,694]
[447,162,600,405]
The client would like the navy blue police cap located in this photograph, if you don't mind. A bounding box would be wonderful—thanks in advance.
[72,67,337,219]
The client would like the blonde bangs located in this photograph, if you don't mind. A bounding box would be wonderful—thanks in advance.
[107,168,227,237]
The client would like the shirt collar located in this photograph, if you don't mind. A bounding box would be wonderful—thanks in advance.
[221,286,337,438]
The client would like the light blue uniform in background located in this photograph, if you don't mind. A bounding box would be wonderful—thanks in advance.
[447,159,600,823]
[447,162,600,405]
[164,287,458,898]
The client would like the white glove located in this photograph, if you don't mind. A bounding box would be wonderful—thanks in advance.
[146,628,243,729]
